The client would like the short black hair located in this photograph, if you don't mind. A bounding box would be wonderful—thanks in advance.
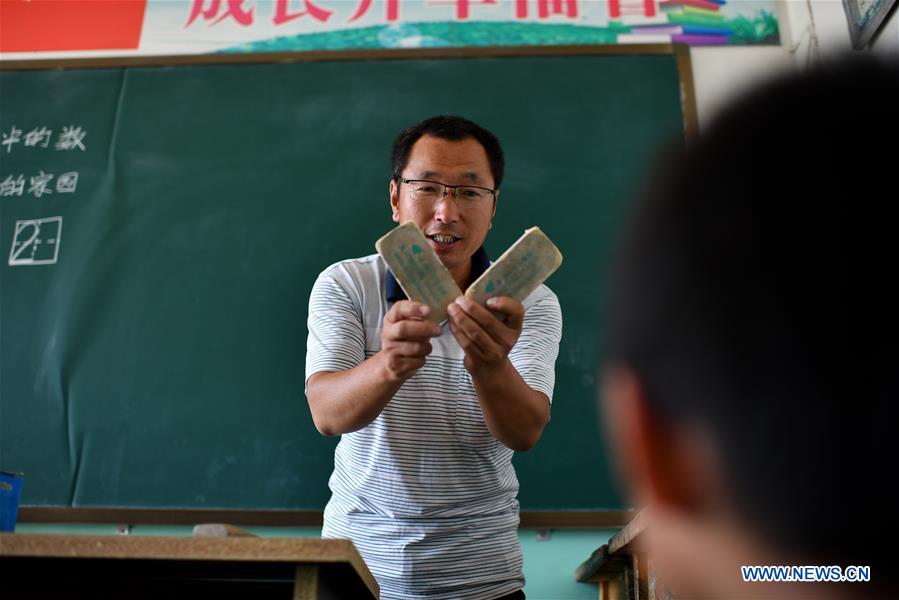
[391,115,505,189]
[608,56,897,584]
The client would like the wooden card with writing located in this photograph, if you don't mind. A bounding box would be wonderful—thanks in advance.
[375,222,462,324]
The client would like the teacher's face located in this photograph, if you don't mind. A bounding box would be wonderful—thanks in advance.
[389,135,497,286]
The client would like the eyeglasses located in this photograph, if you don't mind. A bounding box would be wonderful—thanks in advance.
[397,177,496,204]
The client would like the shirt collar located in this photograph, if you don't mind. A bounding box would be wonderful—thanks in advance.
[386,245,490,302]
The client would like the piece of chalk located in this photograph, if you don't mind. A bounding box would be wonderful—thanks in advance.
[192,523,257,537]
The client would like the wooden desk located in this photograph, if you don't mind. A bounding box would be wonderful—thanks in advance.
[575,511,670,600]
[0,533,378,599]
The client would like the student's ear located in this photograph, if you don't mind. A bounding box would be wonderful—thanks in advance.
[601,366,719,515]
[389,178,400,223]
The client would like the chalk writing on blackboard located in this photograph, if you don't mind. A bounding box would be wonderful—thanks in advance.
[56,172,78,193]
[25,127,53,148]
[8,217,63,266]
[55,126,87,151]
[1,125,87,153]
[28,171,54,198]
[1,171,79,197]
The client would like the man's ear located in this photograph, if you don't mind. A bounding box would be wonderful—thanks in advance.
[601,366,717,514]
[489,190,498,229]
[389,179,400,223]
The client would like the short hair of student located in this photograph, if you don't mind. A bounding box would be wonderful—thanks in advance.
[391,115,505,189]
[607,55,897,584]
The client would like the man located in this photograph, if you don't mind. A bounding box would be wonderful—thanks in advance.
[602,57,897,598]
[306,116,562,599]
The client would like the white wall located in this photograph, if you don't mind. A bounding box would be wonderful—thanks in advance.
[689,45,795,131]
[688,0,898,130]
[785,0,852,57]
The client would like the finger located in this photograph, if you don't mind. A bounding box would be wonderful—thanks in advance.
[452,296,512,342]
[386,300,431,322]
[448,317,487,363]
[389,340,433,358]
[447,301,497,355]
[485,296,524,331]
[386,319,442,341]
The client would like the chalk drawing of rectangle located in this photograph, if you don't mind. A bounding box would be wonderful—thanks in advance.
[8,217,63,266]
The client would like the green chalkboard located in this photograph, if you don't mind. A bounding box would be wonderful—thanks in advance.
[0,48,689,512]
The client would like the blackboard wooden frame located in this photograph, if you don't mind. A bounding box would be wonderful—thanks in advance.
[3,44,694,528]
[18,506,637,528]
[0,44,698,139]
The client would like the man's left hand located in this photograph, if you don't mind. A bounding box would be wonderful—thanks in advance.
[447,296,524,375]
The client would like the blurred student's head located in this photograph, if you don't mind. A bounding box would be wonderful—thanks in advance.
[603,55,897,599]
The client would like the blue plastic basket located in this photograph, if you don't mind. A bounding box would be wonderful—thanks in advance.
[0,471,24,532]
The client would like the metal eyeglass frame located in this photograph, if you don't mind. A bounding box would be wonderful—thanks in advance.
[396,176,497,201]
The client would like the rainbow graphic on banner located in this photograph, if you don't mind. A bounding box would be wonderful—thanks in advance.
[611,0,778,46]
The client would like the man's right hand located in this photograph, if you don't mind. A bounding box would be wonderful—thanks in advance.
[379,301,442,383]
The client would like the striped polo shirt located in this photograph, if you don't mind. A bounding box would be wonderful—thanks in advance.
[305,249,562,600]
